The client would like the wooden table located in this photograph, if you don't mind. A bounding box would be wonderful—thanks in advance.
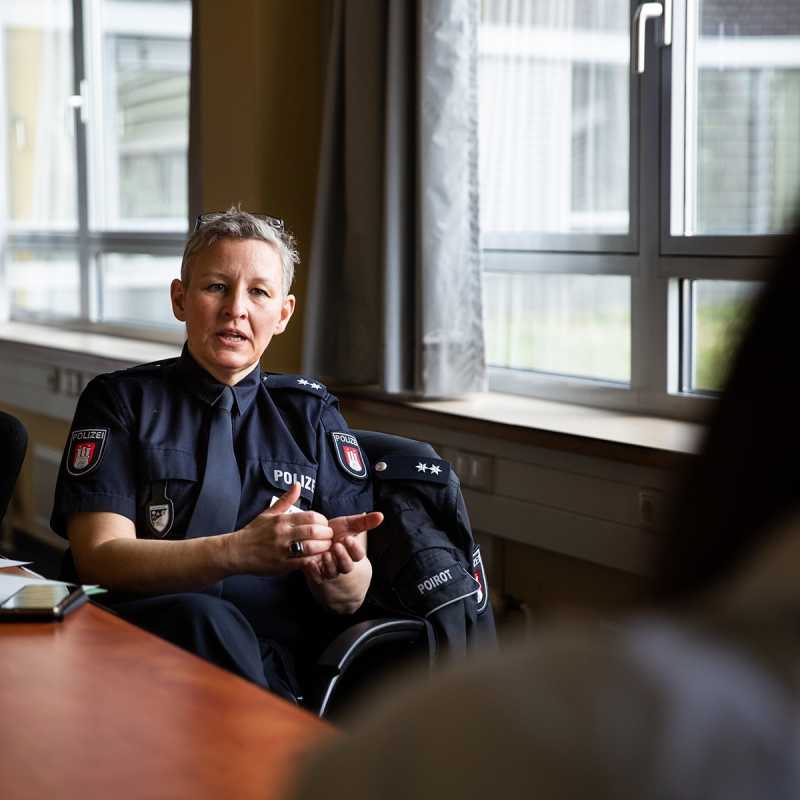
[0,585,333,800]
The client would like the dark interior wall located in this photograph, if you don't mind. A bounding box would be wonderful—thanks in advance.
[196,0,325,373]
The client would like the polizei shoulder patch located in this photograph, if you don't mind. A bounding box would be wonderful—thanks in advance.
[66,428,109,477]
[330,431,368,479]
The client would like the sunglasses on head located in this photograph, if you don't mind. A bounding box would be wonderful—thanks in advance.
[193,212,285,233]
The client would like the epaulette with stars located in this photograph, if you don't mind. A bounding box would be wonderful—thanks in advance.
[262,373,328,396]
[372,456,450,485]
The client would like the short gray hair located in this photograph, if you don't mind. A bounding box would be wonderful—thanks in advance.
[181,206,299,295]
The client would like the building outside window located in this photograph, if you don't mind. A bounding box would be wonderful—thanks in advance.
[479,0,800,416]
[0,0,191,339]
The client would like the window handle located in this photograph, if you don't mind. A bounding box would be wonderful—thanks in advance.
[633,2,663,74]
[67,79,89,124]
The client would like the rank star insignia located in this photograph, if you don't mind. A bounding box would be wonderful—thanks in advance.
[416,462,429,473]
[429,464,442,475]
[297,378,310,385]
[310,382,321,389]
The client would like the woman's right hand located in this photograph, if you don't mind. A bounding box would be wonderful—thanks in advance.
[231,484,334,575]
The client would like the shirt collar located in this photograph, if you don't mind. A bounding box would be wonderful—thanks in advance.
[176,344,261,415]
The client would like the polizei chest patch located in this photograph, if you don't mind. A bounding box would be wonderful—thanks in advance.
[330,431,368,479]
[66,428,109,477]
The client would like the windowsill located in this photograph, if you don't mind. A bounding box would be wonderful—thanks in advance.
[335,387,706,469]
[0,322,705,466]
[0,322,182,366]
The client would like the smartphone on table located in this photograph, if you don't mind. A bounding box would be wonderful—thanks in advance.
[0,583,87,621]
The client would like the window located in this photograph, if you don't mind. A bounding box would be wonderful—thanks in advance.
[0,0,191,339]
[479,0,798,417]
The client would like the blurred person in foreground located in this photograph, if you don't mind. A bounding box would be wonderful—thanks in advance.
[50,208,383,700]
[288,223,800,798]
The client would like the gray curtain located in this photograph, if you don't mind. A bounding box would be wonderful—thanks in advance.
[303,0,486,398]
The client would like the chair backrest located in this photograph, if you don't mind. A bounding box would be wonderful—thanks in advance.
[0,412,28,525]
[308,616,434,719]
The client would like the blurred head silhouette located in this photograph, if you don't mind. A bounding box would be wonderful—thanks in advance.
[655,218,800,604]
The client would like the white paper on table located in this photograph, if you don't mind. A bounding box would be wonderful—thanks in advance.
[0,557,33,568]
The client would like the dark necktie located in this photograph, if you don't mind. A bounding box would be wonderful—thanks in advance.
[186,386,242,538]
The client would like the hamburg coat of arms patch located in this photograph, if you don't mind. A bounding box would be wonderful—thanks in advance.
[330,431,368,479]
[66,428,109,477]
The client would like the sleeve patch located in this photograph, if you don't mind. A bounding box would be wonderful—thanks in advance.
[66,428,109,477]
[472,546,490,614]
[330,431,368,479]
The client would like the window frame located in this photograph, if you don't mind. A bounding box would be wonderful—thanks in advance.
[1,0,189,343]
[482,0,786,421]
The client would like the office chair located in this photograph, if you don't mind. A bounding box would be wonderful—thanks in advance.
[0,411,28,527]
[303,430,496,719]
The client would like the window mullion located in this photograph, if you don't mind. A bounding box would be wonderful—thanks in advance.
[678,279,693,391]
[72,0,92,322]
[630,5,664,411]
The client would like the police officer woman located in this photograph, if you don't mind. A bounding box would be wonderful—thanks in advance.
[51,209,383,700]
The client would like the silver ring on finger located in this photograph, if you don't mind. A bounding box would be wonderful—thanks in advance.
[288,539,305,558]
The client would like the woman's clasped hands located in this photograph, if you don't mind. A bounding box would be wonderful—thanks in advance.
[234,483,383,583]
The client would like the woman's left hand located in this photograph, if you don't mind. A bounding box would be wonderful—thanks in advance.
[302,511,382,584]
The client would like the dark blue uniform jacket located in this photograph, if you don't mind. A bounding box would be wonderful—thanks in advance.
[51,348,374,680]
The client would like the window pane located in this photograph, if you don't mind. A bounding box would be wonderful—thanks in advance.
[479,0,630,236]
[90,0,191,231]
[485,272,630,382]
[2,0,76,229]
[98,253,182,328]
[7,248,80,318]
[692,280,762,392]
[674,0,800,235]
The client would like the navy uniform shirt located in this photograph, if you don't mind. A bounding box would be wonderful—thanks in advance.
[51,346,373,658]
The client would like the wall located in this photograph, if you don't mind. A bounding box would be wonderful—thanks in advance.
[196,0,324,373]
